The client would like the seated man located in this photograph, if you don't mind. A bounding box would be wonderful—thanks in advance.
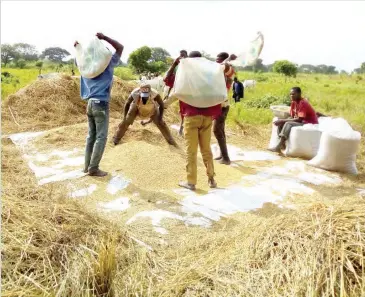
[113,83,177,146]
[270,87,318,153]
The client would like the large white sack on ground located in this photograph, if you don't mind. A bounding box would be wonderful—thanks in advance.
[268,117,280,150]
[308,130,361,174]
[318,117,351,132]
[75,37,112,79]
[284,125,322,159]
[170,57,227,108]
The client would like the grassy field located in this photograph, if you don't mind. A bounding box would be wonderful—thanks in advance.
[2,67,364,131]
[230,71,365,131]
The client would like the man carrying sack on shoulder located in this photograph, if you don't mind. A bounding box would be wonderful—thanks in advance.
[178,51,221,191]
[75,33,124,177]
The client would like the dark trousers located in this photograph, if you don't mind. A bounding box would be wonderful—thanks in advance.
[213,106,230,161]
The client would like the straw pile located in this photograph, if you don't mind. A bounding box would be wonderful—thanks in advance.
[140,200,365,296]
[2,74,137,134]
[1,140,151,297]
[3,129,365,296]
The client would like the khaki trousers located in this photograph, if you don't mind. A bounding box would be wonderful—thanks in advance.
[113,102,176,146]
[184,115,215,185]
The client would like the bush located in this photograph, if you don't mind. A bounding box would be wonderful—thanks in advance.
[273,60,297,78]
[1,72,20,85]
[15,59,26,69]
[255,75,268,82]
[243,94,291,109]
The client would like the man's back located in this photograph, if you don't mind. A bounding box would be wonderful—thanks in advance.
[80,53,120,101]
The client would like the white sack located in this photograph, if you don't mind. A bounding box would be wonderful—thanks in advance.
[308,130,361,174]
[230,32,264,68]
[170,57,227,108]
[268,117,280,150]
[75,37,112,79]
[141,77,165,94]
[284,125,322,159]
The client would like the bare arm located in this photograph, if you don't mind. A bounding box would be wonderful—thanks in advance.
[124,95,133,118]
[164,57,180,80]
[155,94,164,121]
[96,33,124,56]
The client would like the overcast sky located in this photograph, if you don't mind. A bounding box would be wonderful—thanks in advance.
[1,1,364,72]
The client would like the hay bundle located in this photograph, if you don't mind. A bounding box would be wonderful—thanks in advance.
[151,202,365,296]
[1,140,151,297]
[2,74,137,134]
[4,74,85,133]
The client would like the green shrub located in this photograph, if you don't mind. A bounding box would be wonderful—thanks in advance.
[243,94,291,109]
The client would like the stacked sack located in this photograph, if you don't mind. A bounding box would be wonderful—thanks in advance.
[308,118,361,174]
[268,116,361,174]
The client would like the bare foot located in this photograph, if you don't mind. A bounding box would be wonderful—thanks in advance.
[208,178,217,188]
[219,158,231,165]
[89,169,108,177]
[214,155,223,160]
[178,181,196,191]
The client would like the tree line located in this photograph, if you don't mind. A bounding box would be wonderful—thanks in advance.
[1,42,364,76]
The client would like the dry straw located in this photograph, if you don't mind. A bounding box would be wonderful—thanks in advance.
[2,74,365,296]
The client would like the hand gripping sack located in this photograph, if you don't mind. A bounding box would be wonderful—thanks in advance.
[308,130,361,174]
[230,32,264,68]
[75,37,112,79]
[170,57,227,108]
[268,117,280,150]
[284,124,322,159]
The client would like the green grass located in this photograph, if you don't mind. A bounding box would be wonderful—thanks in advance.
[114,67,137,81]
[2,68,364,131]
[228,71,365,131]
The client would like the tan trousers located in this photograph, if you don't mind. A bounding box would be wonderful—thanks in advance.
[184,115,215,185]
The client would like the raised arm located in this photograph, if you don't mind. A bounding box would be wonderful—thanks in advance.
[164,57,181,80]
[96,33,124,56]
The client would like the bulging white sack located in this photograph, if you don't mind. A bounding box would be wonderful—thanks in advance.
[170,57,227,108]
[268,117,280,150]
[75,37,112,79]
[284,125,322,159]
[308,130,361,174]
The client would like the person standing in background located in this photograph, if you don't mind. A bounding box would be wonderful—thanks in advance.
[232,77,244,102]
[213,52,237,165]
[75,33,124,177]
